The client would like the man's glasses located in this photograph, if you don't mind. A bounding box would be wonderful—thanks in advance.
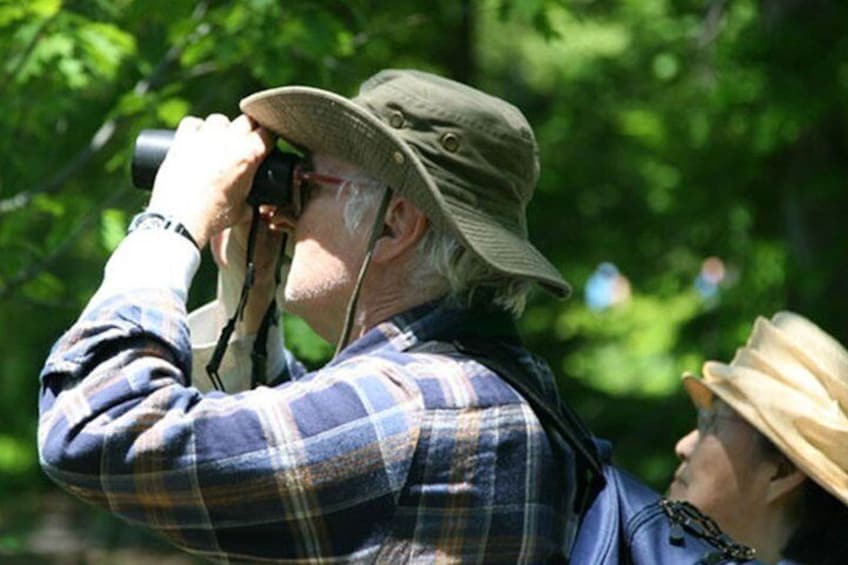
[290,165,353,218]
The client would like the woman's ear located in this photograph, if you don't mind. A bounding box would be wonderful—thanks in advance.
[372,196,428,263]
[766,457,806,504]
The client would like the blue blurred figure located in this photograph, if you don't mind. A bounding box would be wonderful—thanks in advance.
[694,256,726,301]
[585,262,631,311]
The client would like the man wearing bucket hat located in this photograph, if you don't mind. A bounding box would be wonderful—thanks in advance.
[669,311,848,565]
[38,69,587,563]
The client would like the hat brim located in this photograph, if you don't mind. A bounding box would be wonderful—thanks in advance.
[239,86,570,298]
[682,371,716,409]
[683,363,760,419]
[686,361,848,507]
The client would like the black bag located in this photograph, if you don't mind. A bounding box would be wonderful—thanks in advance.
[444,335,761,564]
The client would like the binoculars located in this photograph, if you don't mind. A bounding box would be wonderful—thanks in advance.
[131,129,301,207]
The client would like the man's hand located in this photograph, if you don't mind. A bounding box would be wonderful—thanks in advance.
[148,113,274,249]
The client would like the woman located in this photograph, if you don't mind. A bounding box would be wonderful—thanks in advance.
[670,311,848,565]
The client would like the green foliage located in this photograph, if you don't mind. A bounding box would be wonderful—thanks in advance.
[558,292,703,397]
[283,315,334,367]
[478,0,848,483]
[1,0,847,555]
[0,434,36,475]
[100,208,127,251]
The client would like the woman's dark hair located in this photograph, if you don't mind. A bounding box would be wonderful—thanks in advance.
[756,433,848,564]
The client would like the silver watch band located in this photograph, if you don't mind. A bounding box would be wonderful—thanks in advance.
[128,211,199,250]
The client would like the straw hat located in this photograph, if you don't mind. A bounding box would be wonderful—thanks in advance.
[239,69,570,298]
[682,311,848,506]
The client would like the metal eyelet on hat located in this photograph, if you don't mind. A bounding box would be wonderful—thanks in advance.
[389,110,405,129]
[440,132,460,152]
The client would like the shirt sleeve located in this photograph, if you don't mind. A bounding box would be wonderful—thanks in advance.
[84,227,200,309]
[38,233,424,561]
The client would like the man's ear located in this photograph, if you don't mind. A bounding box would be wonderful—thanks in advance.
[372,196,428,263]
[766,457,806,504]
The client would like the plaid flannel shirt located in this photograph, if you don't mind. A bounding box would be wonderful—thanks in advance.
[39,286,575,563]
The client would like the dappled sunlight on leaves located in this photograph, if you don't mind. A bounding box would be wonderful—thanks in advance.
[100,208,128,252]
[156,98,191,127]
[0,435,36,476]
[2,0,847,545]
[556,292,704,398]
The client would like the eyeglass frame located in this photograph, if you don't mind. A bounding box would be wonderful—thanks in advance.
[695,405,746,436]
[289,163,359,218]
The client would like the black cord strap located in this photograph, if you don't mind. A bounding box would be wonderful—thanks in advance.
[205,209,262,391]
[334,186,393,357]
[250,232,288,388]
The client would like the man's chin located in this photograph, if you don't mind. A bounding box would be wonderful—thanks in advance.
[280,293,340,344]
[281,286,316,318]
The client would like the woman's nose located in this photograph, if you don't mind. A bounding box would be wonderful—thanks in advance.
[675,429,699,461]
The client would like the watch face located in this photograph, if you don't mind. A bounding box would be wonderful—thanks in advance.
[127,212,198,249]
[134,216,166,230]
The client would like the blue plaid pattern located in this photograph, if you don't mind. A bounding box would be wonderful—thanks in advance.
[39,290,574,563]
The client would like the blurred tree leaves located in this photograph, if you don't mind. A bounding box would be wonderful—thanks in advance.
[0,0,846,533]
[477,0,848,484]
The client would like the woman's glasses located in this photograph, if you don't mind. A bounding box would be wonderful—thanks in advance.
[696,407,743,436]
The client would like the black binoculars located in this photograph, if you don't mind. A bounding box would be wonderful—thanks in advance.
[131,129,301,207]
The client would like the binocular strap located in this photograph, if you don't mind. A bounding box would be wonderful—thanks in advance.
[205,207,286,392]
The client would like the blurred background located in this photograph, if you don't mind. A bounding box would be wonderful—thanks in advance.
[1,0,846,561]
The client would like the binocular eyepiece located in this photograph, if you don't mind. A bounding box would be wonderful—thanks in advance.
[131,129,301,207]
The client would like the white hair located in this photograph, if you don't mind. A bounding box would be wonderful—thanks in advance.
[337,178,531,317]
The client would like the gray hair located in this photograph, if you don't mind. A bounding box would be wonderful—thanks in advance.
[337,178,531,317]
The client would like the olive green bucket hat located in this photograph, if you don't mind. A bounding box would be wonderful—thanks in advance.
[239,69,570,298]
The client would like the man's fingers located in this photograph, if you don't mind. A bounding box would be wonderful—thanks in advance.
[267,211,296,232]
[150,111,276,247]
[203,113,231,131]
[255,124,274,146]
[173,116,203,143]
[232,114,275,155]
[176,115,203,131]
[248,125,275,158]
[231,114,255,134]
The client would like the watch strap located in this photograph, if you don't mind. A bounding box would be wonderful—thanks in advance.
[128,211,199,250]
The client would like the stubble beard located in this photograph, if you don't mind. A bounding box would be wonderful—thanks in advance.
[281,260,354,339]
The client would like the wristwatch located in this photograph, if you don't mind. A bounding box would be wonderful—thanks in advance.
[128,211,199,250]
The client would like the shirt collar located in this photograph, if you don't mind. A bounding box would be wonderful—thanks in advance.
[328,297,520,366]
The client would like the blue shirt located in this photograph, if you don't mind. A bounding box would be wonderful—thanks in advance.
[39,283,575,563]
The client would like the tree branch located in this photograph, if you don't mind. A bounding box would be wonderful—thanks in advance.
[0,2,214,300]
[698,0,727,48]
[0,2,212,216]
[0,186,130,301]
[0,120,116,215]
